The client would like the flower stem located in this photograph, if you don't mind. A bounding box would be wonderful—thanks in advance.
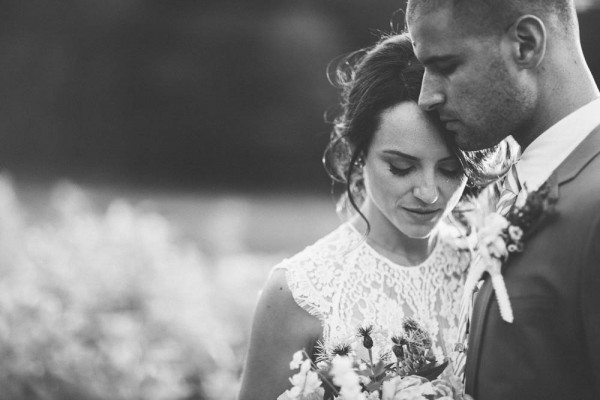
[368,348,374,375]
[304,349,339,397]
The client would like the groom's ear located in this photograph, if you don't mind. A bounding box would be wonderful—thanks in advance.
[506,15,547,69]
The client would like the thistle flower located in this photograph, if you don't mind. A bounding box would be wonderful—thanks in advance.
[421,334,432,350]
[391,335,406,360]
[391,335,407,346]
[332,343,353,357]
[401,318,432,345]
[357,325,374,350]
[402,320,432,352]
[315,339,353,363]
[402,318,421,333]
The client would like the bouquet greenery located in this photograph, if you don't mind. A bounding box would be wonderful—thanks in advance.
[278,318,472,400]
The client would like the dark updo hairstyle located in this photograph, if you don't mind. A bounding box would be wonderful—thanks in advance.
[323,33,436,221]
[323,32,518,228]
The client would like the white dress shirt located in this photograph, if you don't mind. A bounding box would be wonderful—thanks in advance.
[516,97,600,192]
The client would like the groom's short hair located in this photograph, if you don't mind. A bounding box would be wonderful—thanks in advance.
[406,0,577,37]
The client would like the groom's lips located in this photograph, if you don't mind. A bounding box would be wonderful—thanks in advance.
[443,119,459,131]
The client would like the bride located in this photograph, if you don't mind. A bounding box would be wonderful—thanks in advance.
[238,33,478,400]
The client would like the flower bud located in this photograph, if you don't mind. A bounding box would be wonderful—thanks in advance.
[392,344,404,360]
[362,334,373,350]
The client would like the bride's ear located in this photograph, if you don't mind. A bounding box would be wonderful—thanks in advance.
[506,15,547,69]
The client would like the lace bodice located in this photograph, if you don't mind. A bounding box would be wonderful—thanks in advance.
[274,223,470,361]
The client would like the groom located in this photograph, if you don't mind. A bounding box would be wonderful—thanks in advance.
[406,1,600,399]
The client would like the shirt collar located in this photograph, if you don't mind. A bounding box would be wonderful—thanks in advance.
[516,97,600,191]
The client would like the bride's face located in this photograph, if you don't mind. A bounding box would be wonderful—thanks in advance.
[362,101,467,239]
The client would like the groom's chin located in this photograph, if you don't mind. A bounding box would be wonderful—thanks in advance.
[455,137,486,152]
[455,133,505,153]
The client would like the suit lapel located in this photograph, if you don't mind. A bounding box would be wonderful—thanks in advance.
[466,124,600,393]
[556,124,600,185]
[465,275,493,393]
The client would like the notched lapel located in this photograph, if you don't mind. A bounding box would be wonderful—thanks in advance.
[556,125,600,185]
[465,276,494,394]
[522,172,560,241]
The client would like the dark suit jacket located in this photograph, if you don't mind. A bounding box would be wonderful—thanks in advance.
[465,125,600,400]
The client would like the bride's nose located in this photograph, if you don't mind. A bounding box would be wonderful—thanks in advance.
[413,179,439,204]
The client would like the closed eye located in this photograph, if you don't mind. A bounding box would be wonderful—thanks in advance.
[438,159,463,178]
[389,164,413,176]
[442,61,458,73]
[424,55,459,77]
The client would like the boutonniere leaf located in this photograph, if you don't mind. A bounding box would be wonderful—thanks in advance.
[464,181,557,323]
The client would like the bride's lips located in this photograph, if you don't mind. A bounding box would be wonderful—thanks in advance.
[403,207,442,221]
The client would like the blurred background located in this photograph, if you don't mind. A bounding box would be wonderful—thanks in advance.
[0,1,598,399]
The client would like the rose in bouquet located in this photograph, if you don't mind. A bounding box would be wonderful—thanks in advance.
[278,318,472,400]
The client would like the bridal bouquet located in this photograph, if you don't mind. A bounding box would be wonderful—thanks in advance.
[278,318,472,400]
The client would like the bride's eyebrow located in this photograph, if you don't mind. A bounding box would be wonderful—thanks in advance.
[382,150,418,160]
[382,150,457,163]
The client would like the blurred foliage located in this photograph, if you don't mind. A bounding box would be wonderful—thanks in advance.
[0,174,292,400]
[0,0,404,191]
[0,2,598,191]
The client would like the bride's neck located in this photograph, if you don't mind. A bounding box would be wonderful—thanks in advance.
[350,206,437,267]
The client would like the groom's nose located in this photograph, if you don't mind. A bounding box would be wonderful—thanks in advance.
[418,72,445,112]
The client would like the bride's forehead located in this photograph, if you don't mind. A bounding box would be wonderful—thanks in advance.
[372,104,448,149]
[371,134,453,162]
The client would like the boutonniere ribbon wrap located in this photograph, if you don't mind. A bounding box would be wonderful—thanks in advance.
[463,182,557,323]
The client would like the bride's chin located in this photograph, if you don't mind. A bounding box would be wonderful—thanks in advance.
[395,220,439,240]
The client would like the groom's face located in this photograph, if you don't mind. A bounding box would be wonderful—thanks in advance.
[409,5,531,151]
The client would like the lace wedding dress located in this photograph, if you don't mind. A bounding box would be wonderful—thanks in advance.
[274,223,470,363]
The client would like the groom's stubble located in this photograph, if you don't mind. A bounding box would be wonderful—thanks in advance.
[408,4,536,151]
[452,55,536,152]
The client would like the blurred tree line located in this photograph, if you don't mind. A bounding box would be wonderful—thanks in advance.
[0,1,599,192]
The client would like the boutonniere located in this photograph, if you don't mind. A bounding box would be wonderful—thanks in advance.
[463,181,557,323]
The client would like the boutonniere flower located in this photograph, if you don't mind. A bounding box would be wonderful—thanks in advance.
[463,181,557,323]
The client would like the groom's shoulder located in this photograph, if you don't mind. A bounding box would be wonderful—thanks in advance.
[557,139,600,221]
[559,125,600,190]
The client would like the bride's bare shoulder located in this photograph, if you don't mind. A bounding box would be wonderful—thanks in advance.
[238,269,322,400]
[255,268,321,338]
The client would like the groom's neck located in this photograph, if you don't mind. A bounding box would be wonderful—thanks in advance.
[517,46,599,150]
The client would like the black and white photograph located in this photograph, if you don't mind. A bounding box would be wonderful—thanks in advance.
[1,1,600,400]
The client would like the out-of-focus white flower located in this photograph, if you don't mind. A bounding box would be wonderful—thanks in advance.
[289,350,304,370]
[287,359,322,398]
[366,391,381,400]
[331,355,364,400]
[484,235,508,260]
[462,211,515,323]
[381,375,434,400]
[430,379,454,397]
[479,213,509,260]
[507,225,523,242]
[358,375,372,386]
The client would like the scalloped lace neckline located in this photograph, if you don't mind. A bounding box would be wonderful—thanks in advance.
[345,222,443,270]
